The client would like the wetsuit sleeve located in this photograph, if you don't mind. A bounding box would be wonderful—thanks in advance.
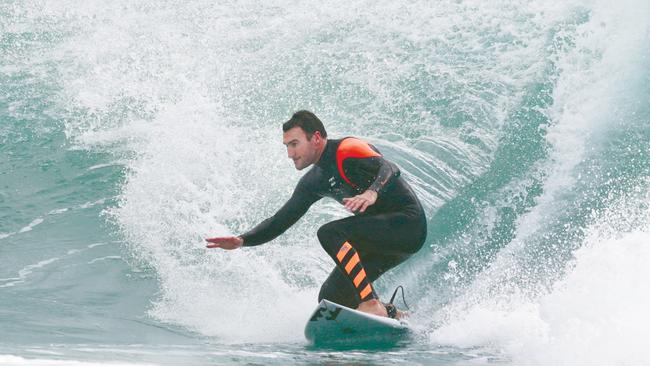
[367,157,400,194]
[239,176,320,246]
[353,156,401,195]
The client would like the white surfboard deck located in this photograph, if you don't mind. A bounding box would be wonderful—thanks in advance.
[304,299,410,345]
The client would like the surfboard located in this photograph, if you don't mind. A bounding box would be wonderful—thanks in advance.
[304,299,410,345]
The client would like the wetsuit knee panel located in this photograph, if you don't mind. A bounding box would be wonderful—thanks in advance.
[316,222,346,253]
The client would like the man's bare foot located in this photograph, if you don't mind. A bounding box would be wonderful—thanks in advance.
[356,299,388,317]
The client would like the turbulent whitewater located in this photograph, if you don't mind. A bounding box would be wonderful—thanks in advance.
[1,0,648,364]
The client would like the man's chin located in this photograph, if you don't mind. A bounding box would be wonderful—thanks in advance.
[294,161,309,170]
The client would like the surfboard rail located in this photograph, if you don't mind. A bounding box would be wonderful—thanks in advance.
[304,299,410,345]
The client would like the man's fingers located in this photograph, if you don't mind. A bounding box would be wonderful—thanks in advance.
[344,198,355,211]
[206,236,243,249]
[359,200,369,213]
[353,200,364,211]
[342,192,378,213]
[345,198,358,211]
[205,237,228,248]
[343,195,374,212]
[205,237,224,243]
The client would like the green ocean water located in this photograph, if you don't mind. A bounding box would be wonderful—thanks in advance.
[1,0,649,365]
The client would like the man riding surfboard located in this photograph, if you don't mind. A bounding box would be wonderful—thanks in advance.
[206,111,427,318]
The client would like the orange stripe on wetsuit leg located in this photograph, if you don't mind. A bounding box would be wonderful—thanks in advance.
[336,242,352,262]
[359,284,373,299]
[353,268,367,287]
[344,252,360,274]
[336,138,381,187]
[335,240,376,301]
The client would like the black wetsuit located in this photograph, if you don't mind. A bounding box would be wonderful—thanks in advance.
[240,137,427,308]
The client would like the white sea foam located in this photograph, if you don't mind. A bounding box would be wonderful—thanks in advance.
[48,208,70,215]
[18,218,44,233]
[431,194,650,366]
[0,355,155,366]
[87,162,126,171]
[0,257,61,288]
[87,256,122,265]
[78,199,107,209]
[88,242,111,249]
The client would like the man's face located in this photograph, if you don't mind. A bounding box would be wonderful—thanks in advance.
[283,127,322,170]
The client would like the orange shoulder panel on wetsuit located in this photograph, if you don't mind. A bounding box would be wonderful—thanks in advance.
[336,138,381,187]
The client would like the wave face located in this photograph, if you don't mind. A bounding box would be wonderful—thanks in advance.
[1,0,649,364]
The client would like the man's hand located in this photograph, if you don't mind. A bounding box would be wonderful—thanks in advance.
[205,236,244,250]
[343,190,378,213]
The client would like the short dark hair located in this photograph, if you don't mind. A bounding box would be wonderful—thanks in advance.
[282,110,327,139]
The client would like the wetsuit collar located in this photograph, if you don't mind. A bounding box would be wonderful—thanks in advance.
[316,139,336,167]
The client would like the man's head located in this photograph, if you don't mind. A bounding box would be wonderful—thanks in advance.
[282,110,328,170]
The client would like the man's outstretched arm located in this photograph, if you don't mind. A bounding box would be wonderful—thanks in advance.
[206,181,320,249]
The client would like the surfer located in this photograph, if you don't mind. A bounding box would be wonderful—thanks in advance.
[206,111,427,318]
